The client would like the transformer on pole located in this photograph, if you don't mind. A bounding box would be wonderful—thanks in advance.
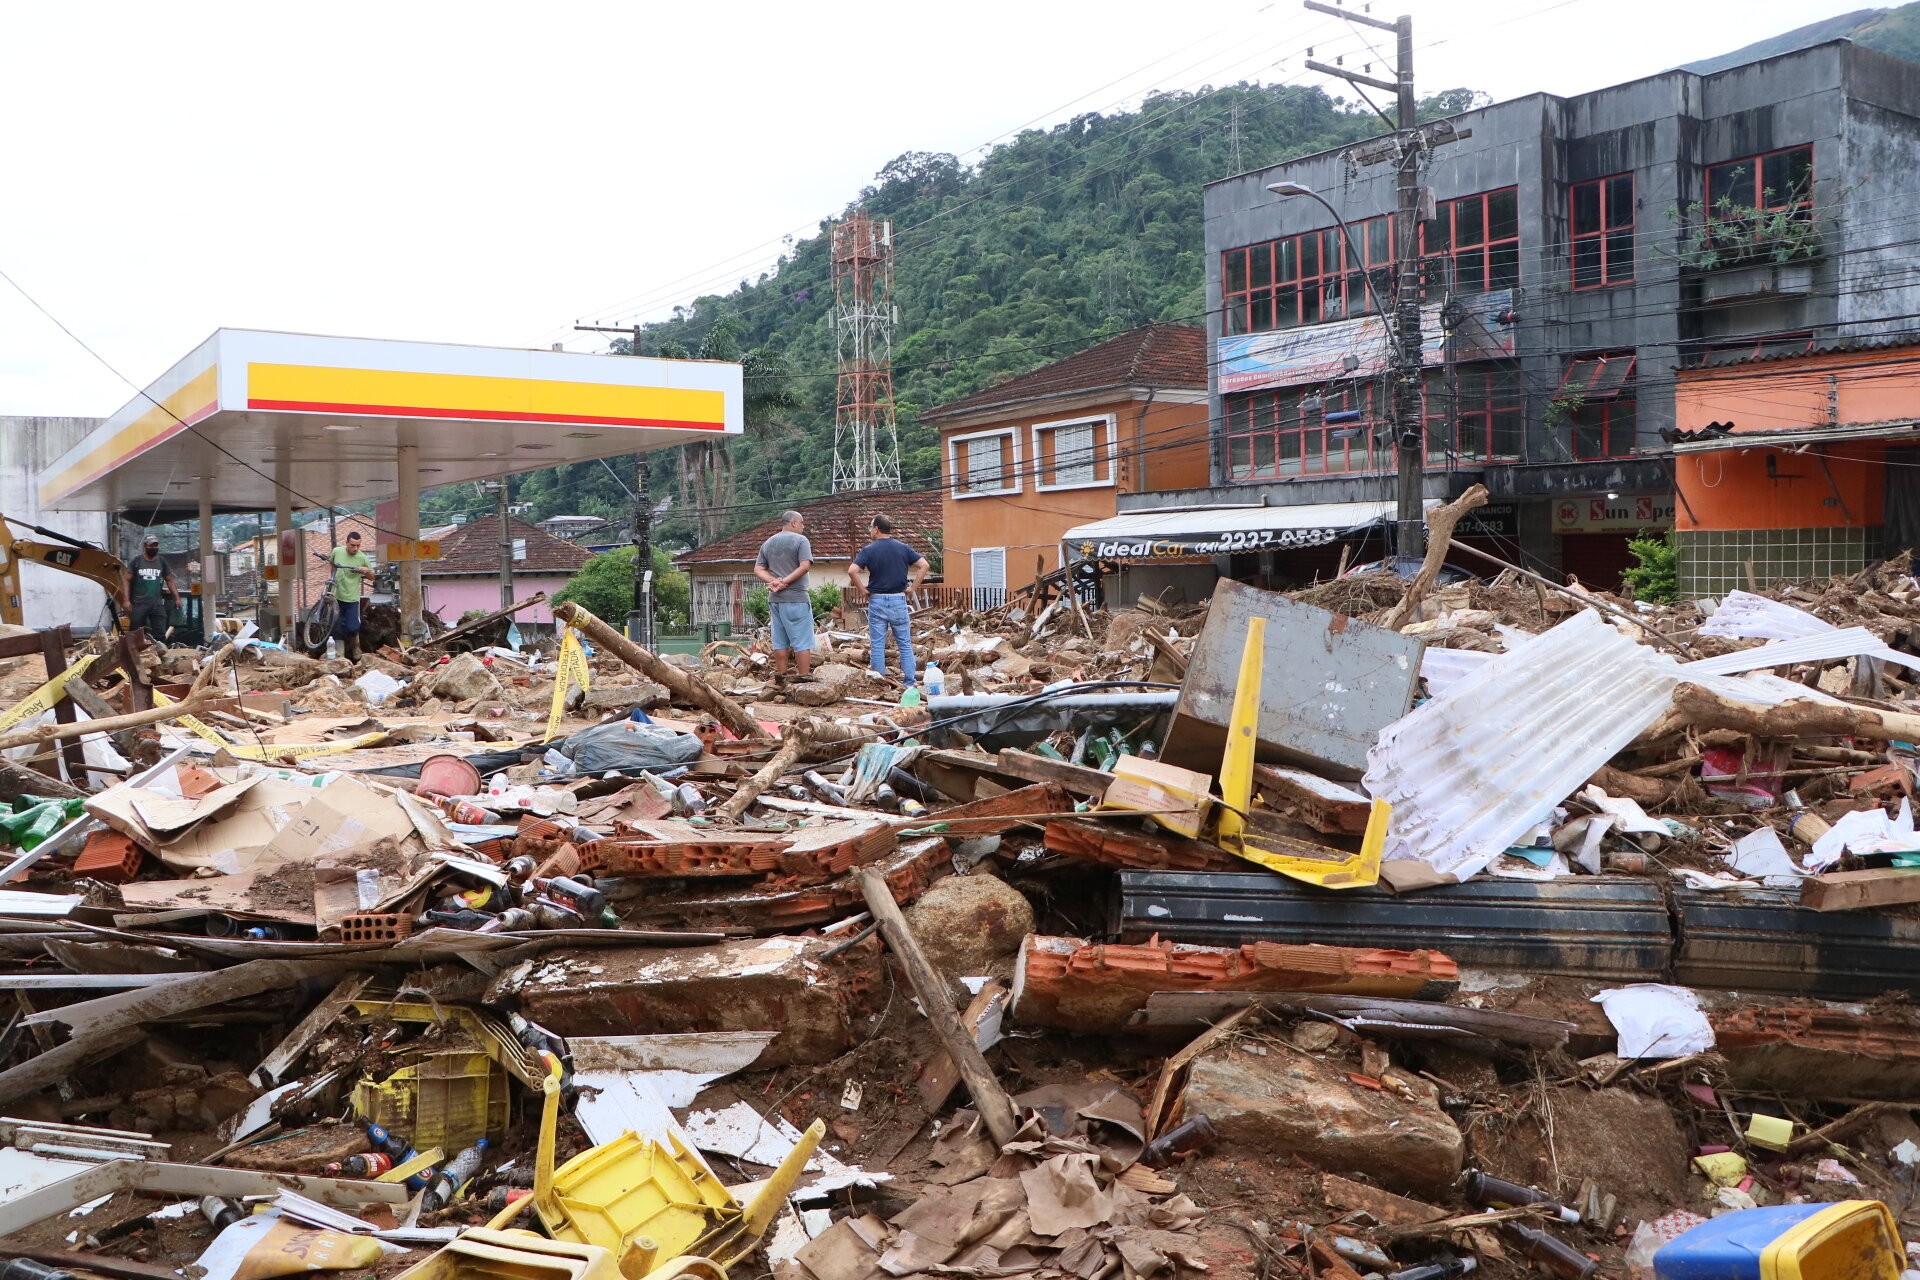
[830,216,902,492]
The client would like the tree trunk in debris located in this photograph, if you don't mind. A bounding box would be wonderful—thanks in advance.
[855,868,1020,1147]
[0,758,84,803]
[0,650,227,756]
[718,722,814,822]
[1386,484,1490,631]
[1673,682,1920,743]
[1586,764,1678,807]
[552,601,769,742]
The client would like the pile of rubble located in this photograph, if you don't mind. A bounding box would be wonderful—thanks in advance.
[5,514,1920,1280]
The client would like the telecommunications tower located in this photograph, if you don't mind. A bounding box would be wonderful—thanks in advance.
[830,215,902,491]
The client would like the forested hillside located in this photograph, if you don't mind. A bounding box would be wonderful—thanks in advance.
[461,82,1483,545]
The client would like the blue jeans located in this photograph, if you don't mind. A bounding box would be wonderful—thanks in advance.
[867,593,916,684]
[332,600,362,638]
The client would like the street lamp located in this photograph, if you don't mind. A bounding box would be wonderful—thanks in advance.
[1266,182,1387,321]
[1267,180,1425,558]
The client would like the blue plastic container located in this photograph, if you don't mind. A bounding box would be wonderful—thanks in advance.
[1653,1200,1903,1280]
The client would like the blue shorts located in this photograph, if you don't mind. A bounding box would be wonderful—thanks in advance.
[332,600,362,637]
[770,599,815,652]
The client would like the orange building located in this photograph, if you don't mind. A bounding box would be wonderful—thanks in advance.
[921,325,1210,606]
[1671,342,1920,595]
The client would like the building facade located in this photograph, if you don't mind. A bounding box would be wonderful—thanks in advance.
[678,489,943,628]
[1672,340,1920,594]
[922,325,1211,607]
[1144,40,1920,590]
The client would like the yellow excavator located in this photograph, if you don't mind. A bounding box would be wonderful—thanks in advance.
[0,514,129,632]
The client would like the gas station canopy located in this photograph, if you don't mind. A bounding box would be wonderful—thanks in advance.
[40,329,742,521]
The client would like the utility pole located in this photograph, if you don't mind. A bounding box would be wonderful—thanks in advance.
[1305,5,1463,560]
[493,481,514,610]
[630,460,654,650]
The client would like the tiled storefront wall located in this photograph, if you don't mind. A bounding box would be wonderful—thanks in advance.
[1676,526,1873,596]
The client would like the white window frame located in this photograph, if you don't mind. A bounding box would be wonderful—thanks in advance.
[1031,413,1117,493]
[946,427,1021,499]
[970,546,1007,611]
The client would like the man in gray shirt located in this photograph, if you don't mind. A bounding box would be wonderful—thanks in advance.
[754,509,815,679]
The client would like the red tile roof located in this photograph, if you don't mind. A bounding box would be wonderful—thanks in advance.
[422,513,593,576]
[919,324,1207,423]
[678,488,944,568]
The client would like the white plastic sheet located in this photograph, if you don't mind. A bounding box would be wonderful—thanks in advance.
[1809,799,1918,869]
[1593,984,1715,1059]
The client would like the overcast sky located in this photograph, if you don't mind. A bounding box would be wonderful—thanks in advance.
[0,0,1881,416]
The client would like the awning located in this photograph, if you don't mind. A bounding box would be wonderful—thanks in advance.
[1063,498,1438,561]
[1671,419,1920,453]
[40,328,742,520]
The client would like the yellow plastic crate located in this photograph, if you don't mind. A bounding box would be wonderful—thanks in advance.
[353,1050,509,1152]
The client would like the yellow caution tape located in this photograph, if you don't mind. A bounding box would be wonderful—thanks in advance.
[154,689,387,760]
[0,654,97,735]
[545,626,591,741]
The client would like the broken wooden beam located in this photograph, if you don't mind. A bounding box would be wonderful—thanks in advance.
[856,867,1019,1146]
[554,600,770,743]
[990,749,1114,798]
[718,721,814,822]
[1385,483,1489,631]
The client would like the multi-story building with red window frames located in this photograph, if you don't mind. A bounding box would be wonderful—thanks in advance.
[1078,40,1920,594]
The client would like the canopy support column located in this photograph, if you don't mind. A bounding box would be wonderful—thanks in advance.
[198,483,217,638]
[274,480,293,643]
[397,439,422,642]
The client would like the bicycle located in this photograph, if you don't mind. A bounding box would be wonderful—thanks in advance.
[299,553,339,654]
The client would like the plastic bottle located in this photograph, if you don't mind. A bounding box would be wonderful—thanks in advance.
[323,1152,393,1178]
[1388,1259,1477,1280]
[198,1196,246,1231]
[367,1122,413,1163]
[241,924,288,941]
[674,783,708,815]
[1139,1115,1219,1168]
[420,1139,488,1212]
[1462,1170,1581,1223]
[900,685,923,708]
[924,662,945,697]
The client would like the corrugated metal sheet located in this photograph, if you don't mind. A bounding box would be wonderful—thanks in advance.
[1673,887,1920,1000]
[1363,611,1683,881]
[1114,870,1671,981]
[1685,626,1917,674]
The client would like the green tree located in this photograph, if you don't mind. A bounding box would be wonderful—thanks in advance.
[552,546,689,627]
[1622,531,1679,604]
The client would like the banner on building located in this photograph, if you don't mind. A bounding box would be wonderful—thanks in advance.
[1217,289,1516,394]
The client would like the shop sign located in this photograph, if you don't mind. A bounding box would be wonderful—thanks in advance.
[1553,494,1675,532]
[1458,502,1520,538]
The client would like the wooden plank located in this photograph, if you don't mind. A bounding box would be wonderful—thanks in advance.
[252,972,371,1087]
[990,749,1114,798]
[917,979,1009,1110]
[1252,764,1372,835]
[1800,866,1920,912]
[1320,1173,1448,1226]
[40,630,87,785]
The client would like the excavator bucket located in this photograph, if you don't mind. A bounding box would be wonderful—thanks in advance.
[1214,616,1388,890]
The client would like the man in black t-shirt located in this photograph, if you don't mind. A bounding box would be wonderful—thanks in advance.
[850,514,930,686]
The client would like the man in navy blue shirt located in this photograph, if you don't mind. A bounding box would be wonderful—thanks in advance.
[849,514,930,687]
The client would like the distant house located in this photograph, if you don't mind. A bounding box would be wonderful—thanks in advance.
[920,324,1211,608]
[420,513,589,632]
[677,489,944,628]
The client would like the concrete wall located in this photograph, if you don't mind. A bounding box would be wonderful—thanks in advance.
[423,575,572,626]
[0,417,113,631]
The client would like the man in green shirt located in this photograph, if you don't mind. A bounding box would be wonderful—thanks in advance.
[125,534,178,642]
[329,531,376,659]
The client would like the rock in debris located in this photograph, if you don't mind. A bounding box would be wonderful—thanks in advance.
[905,874,1036,978]
[1183,1041,1464,1195]
[788,662,862,707]
[419,651,504,702]
[579,681,671,714]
